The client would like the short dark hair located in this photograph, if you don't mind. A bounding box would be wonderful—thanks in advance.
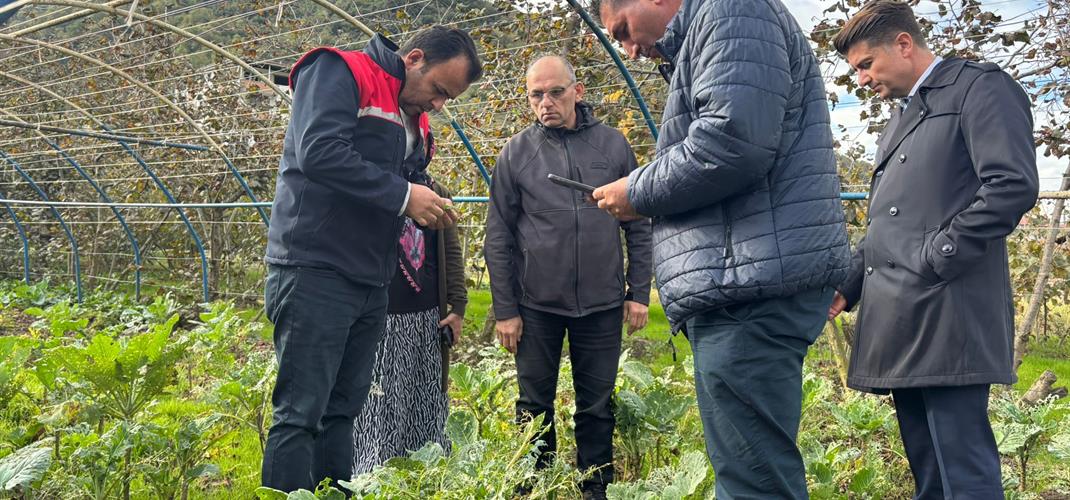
[832,0,927,55]
[399,26,483,83]
[589,0,635,25]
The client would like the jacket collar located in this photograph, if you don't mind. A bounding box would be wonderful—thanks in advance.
[916,57,967,91]
[364,34,406,82]
[872,58,970,170]
[654,0,701,65]
[536,101,602,136]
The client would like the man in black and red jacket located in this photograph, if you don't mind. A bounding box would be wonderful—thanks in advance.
[262,27,482,492]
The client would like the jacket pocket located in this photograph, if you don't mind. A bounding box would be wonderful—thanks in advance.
[918,228,945,286]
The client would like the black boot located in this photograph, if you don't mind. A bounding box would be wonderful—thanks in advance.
[580,482,607,500]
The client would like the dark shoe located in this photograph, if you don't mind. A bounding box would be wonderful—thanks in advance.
[513,482,533,498]
[581,483,608,500]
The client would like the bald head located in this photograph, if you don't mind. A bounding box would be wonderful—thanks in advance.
[526,55,577,83]
[525,55,584,129]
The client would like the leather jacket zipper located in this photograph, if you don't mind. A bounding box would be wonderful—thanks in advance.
[563,135,582,315]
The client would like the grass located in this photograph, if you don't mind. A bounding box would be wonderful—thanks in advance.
[191,429,263,499]
[1016,355,1070,393]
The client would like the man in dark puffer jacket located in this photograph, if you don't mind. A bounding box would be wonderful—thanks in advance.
[594,0,850,497]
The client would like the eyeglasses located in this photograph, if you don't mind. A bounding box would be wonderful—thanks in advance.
[527,82,576,103]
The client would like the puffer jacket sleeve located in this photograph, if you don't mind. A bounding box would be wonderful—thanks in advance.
[617,134,652,305]
[628,1,792,216]
[839,236,866,311]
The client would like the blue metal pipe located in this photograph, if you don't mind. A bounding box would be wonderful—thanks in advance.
[0,150,83,302]
[448,119,493,187]
[452,196,489,203]
[48,141,142,300]
[107,127,212,303]
[221,155,269,226]
[0,188,30,284]
[564,0,659,139]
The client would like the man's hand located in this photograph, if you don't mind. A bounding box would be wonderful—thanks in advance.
[439,312,463,345]
[405,183,458,229]
[496,316,523,354]
[828,291,848,321]
[592,177,640,221]
[623,300,648,336]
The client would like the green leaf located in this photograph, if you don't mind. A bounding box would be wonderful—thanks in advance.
[660,451,709,499]
[445,410,478,448]
[409,442,444,465]
[605,481,656,499]
[31,350,63,391]
[801,374,827,415]
[0,439,53,494]
[315,486,346,500]
[286,489,318,500]
[994,423,1042,454]
[614,389,647,424]
[382,455,424,472]
[848,466,876,493]
[641,387,690,431]
[254,487,289,500]
[809,462,834,484]
[621,361,654,389]
[186,463,220,480]
[1046,426,1070,460]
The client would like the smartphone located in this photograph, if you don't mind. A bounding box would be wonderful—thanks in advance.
[547,173,595,194]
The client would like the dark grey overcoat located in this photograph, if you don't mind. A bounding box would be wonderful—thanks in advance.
[838,58,1039,392]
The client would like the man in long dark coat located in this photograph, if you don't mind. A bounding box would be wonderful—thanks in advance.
[828,1,1039,498]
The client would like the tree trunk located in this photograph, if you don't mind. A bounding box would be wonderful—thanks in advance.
[1021,369,1068,406]
[122,446,132,500]
[1014,160,1070,371]
[827,319,852,387]
[208,207,222,301]
[562,15,582,54]
[480,307,496,344]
